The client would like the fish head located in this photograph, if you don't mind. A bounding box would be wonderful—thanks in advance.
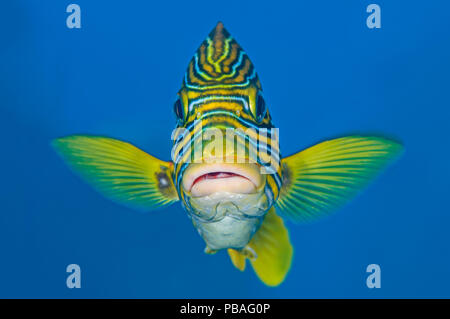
[170,22,282,223]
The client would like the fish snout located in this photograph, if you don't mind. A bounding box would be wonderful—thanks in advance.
[182,163,264,197]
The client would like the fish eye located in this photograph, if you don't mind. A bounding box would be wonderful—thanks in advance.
[255,94,267,122]
[173,98,184,122]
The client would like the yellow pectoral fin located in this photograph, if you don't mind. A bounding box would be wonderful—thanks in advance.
[228,208,293,286]
[277,136,403,222]
[52,135,179,211]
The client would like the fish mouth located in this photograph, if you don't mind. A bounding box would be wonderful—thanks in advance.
[182,163,264,198]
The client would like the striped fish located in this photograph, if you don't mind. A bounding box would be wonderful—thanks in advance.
[53,22,403,286]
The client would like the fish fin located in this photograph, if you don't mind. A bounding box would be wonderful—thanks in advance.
[227,207,293,286]
[276,136,403,222]
[205,247,218,255]
[227,248,246,271]
[52,135,178,211]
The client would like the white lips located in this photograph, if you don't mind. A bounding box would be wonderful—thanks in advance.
[182,163,263,198]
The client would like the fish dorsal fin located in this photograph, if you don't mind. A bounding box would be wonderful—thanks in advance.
[276,136,403,222]
[228,207,293,286]
[53,135,178,211]
[183,22,260,89]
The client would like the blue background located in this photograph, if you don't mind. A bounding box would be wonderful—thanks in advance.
[1,0,449,298]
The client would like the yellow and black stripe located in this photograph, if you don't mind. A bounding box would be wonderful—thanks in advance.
[172,22,282,208]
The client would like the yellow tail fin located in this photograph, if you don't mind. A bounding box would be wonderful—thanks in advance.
[228,207,293,286]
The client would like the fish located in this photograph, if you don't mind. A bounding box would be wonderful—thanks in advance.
[52,22,403,286]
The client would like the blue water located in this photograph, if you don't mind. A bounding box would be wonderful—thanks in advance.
[1,0,449,298]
